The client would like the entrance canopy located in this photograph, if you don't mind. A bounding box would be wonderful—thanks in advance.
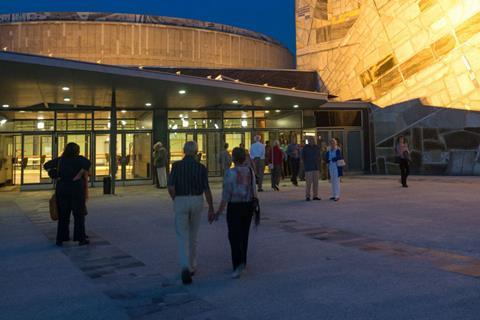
[0,52,329,111]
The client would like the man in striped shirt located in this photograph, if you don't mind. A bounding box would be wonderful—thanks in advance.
[168,141,215,285]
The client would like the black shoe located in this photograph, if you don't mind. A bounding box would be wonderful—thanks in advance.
[258,188,264,192]
[306,197,311,201]
[78,239,90,246]
[329,197,335,200]
[275,186,280,191]
[334,198,340,202]
[402,184,408,188]
[181,268,192,285]
[313,197,321,201]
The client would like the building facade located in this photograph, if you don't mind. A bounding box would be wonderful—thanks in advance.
[296,0,480,110]
[0,12,294,68]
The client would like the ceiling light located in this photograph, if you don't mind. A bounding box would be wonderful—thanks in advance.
[121,110,127,113]
[2,104,10,108]
[178,90,186,95]
[0,119,7,125]
[182,119,189,128]
[37,116,44,120]
[62,87,70,91]
[63,97,71,102]
[265,96,272,101]
[275,110,281,113]
[293,104,299,108]
[37,121,45,129]
[172,124,178,130]
[214,123,219,129]
[192,109,198,113]
[121,120,127,126]
[241,120,248,128]
[232,100,239,104]
[265,110,270,114]
[145,102,152,107]
[19,110,25,113]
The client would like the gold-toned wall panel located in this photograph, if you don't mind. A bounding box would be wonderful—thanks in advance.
[296,0,480,110]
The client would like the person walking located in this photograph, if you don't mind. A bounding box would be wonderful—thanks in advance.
[325,138,343,201]
[287,137,300,186]
[270,140,283,191]
[167,141,215,285]
[395,135,410,188]
[153,142,168,188]
[215,147,257,278]
[44,142,91,246]
[249,135,265,192]
[219,143,232,176]
[320,141,328,180]
[302,136,321,201]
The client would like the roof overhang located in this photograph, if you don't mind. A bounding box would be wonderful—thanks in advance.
[0,52,329,111]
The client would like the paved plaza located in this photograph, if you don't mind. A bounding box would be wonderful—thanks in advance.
[2,176,480,320]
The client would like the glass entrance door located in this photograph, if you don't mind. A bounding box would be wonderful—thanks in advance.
[58,133,91,159]
[22,134,53,184]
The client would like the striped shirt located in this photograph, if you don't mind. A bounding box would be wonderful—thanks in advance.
[168,155,210,196]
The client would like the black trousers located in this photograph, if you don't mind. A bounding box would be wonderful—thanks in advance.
[227,202,253,270]
[289,158,300,184]
[56,192,87,242]
[399,159,410,186]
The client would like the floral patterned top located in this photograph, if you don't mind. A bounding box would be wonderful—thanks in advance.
[222,165,256,203]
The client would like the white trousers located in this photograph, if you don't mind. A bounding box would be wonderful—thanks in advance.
[157,167,167,187]
[328,164,341,199]
[174,195,204,271]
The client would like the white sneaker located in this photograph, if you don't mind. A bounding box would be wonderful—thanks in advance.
[231,269,241,279]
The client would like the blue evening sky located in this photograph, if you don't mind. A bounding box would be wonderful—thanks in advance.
[0,0,296,53]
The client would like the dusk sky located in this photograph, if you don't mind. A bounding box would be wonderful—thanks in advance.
[0,0,296,53]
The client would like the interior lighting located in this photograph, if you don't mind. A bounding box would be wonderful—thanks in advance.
[241,113,247,118]
[2,104,9,108]
[63,97,71,102]
[121,110,127,113]
[241,120,248,128]
[19,110,25,113]
[107,122,111,129]
[178,90,187,95]
[293,104,299,108]
[0,119,7,125]
[179,114,184,118]
[275,110,281,113]
[62,87,70,91]
[265,96,272,101]
[37,121,45,129]
[192,110,198,113]
[182,119,189,128]
[145,102,152,107]
[232,100,239,104]
[214,123,219,129]
[172,124,178,130]
[265,110,270,114]
[121,120,127,126]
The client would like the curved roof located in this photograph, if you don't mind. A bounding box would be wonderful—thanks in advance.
[0,12,284,47]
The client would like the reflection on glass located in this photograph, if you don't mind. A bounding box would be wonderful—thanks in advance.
[95,134,110,180]
[125,133,151,180]
[22,135,52,184]
[58,134,90,159]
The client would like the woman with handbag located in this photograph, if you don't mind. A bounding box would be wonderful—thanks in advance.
[214,147,259,279]
[325,138,344,201]
[44,142,91,246]
[395,135,410,188]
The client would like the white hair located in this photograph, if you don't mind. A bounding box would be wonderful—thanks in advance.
[183,141,198,156]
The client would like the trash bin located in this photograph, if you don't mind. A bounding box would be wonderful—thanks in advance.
[103,176,111,195]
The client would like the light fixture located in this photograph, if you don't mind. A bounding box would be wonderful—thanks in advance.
[0,119,7,126]
[141,126,145,129]
[19,110,25,113]
[172,124,178,130]
[37,116,44,120]
[241,119,248,128]
[145,102,152,107]
[178,90,186,95]
[265,96,272,101]
[265,110,270,114]
[62,87,70,91]
[214,123,219,129]
[63,97,71,102]
[37,121,45,129]
[241,113,247,118]
[192,109,198,113]
[179,114,184,118]
[182,119,189,128]
[293,104,299,108]
[2,104,9,108]
[275,110,281,113]
[107,122,111,129]
[121,120,127,126]
[232,100,239,104]
[121,110,127,113]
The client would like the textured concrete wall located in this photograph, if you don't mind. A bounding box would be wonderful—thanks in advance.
[0,21,294,68]
[296,0,480,111]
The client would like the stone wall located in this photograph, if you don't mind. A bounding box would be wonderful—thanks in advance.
[296,0,480,111]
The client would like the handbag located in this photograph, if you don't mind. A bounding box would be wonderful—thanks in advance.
[336,159,346,167]
[49,158,61,221]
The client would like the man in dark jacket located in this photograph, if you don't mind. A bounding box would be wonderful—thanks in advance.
[302,136,321,201]
[153,142,168,188]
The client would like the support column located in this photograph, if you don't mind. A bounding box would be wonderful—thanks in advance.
[153,108,168,147]
[110,88,117,195]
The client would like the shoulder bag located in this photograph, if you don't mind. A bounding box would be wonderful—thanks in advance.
[49,158,60,221]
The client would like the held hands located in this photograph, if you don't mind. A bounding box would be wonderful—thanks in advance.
[208,208,216,224]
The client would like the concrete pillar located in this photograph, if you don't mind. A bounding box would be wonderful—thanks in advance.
[110,88,117,194]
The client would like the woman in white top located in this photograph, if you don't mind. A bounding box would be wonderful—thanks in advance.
[325,138,343,201]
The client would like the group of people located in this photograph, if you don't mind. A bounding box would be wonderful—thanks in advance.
[43,134,411,285]
[220,135,344,201]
